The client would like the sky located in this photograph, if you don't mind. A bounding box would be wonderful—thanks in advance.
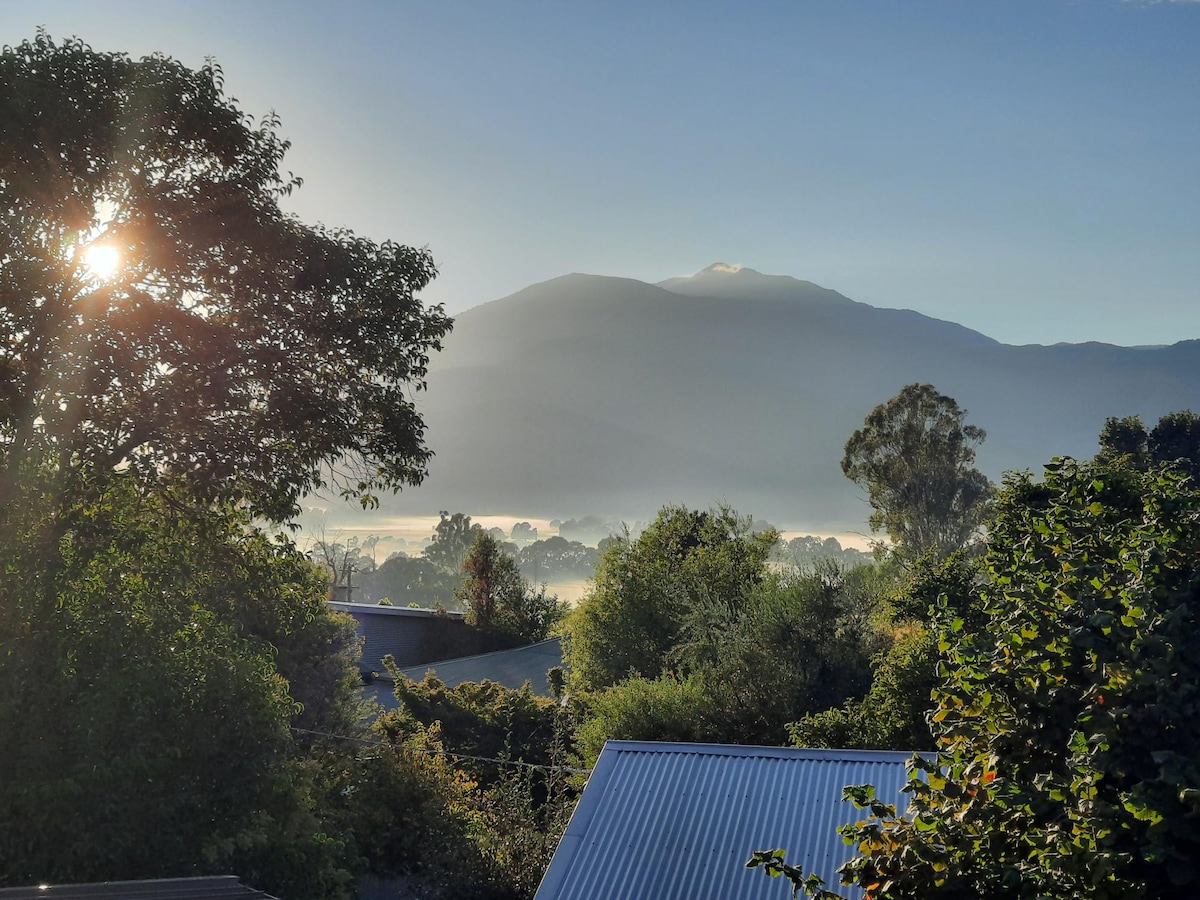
[5,0,1198,346]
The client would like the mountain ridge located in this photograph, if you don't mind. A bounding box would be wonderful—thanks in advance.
[379,265,1200,531]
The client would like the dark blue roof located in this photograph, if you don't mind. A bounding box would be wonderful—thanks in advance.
[535,741,918,900]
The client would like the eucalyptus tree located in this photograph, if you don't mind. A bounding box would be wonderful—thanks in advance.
[1097,411,1200,481]
[841,383,992,560]
[0,32,451,520]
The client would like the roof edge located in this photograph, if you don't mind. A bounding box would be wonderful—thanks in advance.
[602,740,922,763]
[327,601,465,619]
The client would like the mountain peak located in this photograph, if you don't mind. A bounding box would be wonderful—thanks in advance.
[697,262,761,277]
[657,263,842,303]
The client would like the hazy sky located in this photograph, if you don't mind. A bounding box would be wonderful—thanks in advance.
[5,1,1198,346]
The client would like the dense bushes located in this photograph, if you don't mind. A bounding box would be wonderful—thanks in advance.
[564,505,923,757]
[0,472,360,895]
[755,459,1200,899]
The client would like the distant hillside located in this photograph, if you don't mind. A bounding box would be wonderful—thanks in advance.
[374,264,1200,531]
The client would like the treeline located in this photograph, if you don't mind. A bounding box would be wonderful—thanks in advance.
[370,392,1200,900]
[564,506,920,759]
[309,512,872,610]
[751,407,1200,899]
[305,514,600,613]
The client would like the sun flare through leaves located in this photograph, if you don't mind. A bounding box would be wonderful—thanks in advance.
[82,244,121,280]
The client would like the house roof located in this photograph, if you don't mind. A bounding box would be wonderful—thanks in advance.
[397,636,564,695]
[326,601,464,620]
[0,876,277,899]
[534,741,917,900]
[360,637,565,709]
[329,600,468,674]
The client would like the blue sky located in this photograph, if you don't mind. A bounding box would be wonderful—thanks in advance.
[5,0,1198,345]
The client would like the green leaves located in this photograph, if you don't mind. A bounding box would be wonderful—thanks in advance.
[842,384,993,562]
[0,34,452,522]
[746,849,842,900]
[456,531,565,645]
[768,458,1200,899]
[0,469,362,894]
[565,505,777,692]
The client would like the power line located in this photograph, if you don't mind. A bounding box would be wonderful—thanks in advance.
[291,726,591,775]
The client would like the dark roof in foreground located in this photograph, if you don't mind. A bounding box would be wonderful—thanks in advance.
[535,740,918,900]
[0,876,277,899]
[396,636,565,696]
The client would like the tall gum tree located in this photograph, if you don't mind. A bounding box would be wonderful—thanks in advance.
[0,33,452,520]
[841,383,992,561]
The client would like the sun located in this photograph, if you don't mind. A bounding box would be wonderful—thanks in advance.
[83,244,121,280]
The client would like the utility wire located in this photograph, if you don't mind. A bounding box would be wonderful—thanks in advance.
[291,726,592,775]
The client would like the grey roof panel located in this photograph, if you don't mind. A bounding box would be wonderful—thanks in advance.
[536,741,919,900]
[397,637,564,696]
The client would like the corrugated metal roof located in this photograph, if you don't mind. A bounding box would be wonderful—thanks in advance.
[0,876,277,899]
[535,741,918,900]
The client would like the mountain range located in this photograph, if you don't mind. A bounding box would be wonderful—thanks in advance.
[368,264,1200,532]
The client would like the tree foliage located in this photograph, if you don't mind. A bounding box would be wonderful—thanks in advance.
[425,511,483,573]
[0,32,483,899]
[1096,415,1152,469]
[306,532,380,603]
[785,552,981,753]
[1097,410,1200,481]
[0,469,360,893]
[517,536,599,581]
[357,553,461,608]
[565,505,777,690]
[331,733,484,896]
[759,459,1200,899]
[0,33,451,520]
[374,672,578,898]
[457,533,564,645]
[773,534,874,569]
[786,625,939,752]
[1149,411,1200,481]
[574,674,715,765]
[565,506,908,754]
[379,673,563,785]
[842,383,992,560]
[671,562,886,746]
[569,511,892,753]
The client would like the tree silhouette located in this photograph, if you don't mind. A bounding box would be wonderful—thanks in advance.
[0,33,451,520]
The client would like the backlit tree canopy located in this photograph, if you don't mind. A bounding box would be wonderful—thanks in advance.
[0,33,451,520]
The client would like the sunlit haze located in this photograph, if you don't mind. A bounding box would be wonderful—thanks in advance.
[82,244,120,280]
